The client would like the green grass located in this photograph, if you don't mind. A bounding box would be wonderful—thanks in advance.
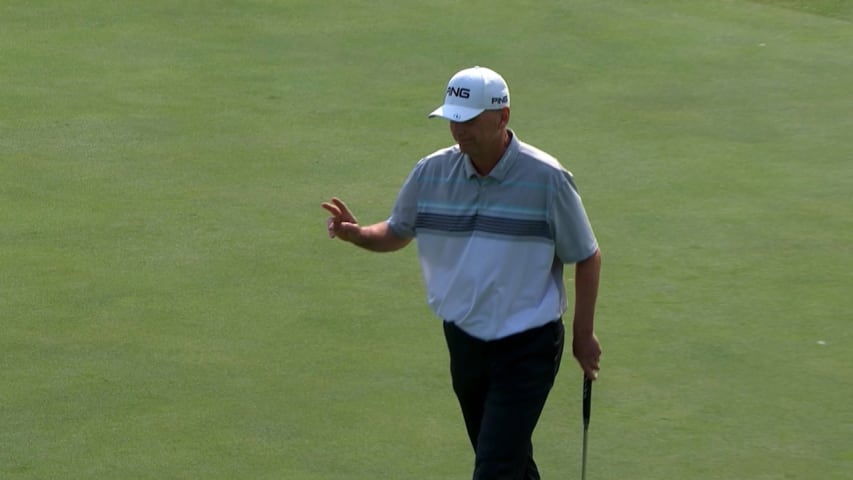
[2,1,851,478]
[750,0,853,19]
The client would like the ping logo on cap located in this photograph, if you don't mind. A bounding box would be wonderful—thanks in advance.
[446,86,471,99]
[491,95,508,105]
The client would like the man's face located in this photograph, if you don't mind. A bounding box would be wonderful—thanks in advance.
[449,109,506,157]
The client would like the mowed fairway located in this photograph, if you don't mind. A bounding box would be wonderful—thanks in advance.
[2,1,851,479]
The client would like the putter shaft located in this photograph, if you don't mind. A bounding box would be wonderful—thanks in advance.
[581,376,592,480]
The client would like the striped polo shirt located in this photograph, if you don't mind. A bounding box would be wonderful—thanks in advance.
[388,130,598,341]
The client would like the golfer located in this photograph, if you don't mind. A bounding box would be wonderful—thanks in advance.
[322,66,602,480]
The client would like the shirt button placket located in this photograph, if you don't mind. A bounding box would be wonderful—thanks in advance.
[475,178,486,214]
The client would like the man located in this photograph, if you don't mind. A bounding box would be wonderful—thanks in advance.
[322,66,601,480]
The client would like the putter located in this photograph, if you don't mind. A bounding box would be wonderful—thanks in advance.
[581,376,592,480]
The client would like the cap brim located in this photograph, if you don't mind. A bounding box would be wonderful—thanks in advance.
[428,104,484,122]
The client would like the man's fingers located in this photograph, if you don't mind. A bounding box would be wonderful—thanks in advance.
[583,358,600,380]
[321,202,341,216]
[331,198,358,222]
[322,198,357,222]
[331,197,349,214]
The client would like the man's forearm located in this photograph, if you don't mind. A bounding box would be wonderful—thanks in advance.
[351,221,411,252]
[573,249,601,335]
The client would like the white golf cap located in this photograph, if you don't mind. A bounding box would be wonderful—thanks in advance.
[428,66,510,122]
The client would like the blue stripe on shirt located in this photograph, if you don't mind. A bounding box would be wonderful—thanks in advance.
[415,213,552,239]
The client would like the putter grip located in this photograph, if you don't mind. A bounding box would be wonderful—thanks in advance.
[582,377,592,428]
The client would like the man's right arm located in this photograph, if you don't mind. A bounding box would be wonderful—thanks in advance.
[322,197,412,252]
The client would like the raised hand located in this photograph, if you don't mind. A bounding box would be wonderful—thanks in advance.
[321,197,361,243]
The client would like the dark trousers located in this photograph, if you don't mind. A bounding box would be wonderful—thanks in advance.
[443,320,565,480]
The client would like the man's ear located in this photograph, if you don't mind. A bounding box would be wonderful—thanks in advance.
[500,107,510,128]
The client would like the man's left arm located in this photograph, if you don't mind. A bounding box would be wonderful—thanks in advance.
[572,248,602,380]
[550,169,602,378]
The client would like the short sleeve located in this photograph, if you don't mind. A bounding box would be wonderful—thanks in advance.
[386,160,424,239]
[551,170,598,264]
